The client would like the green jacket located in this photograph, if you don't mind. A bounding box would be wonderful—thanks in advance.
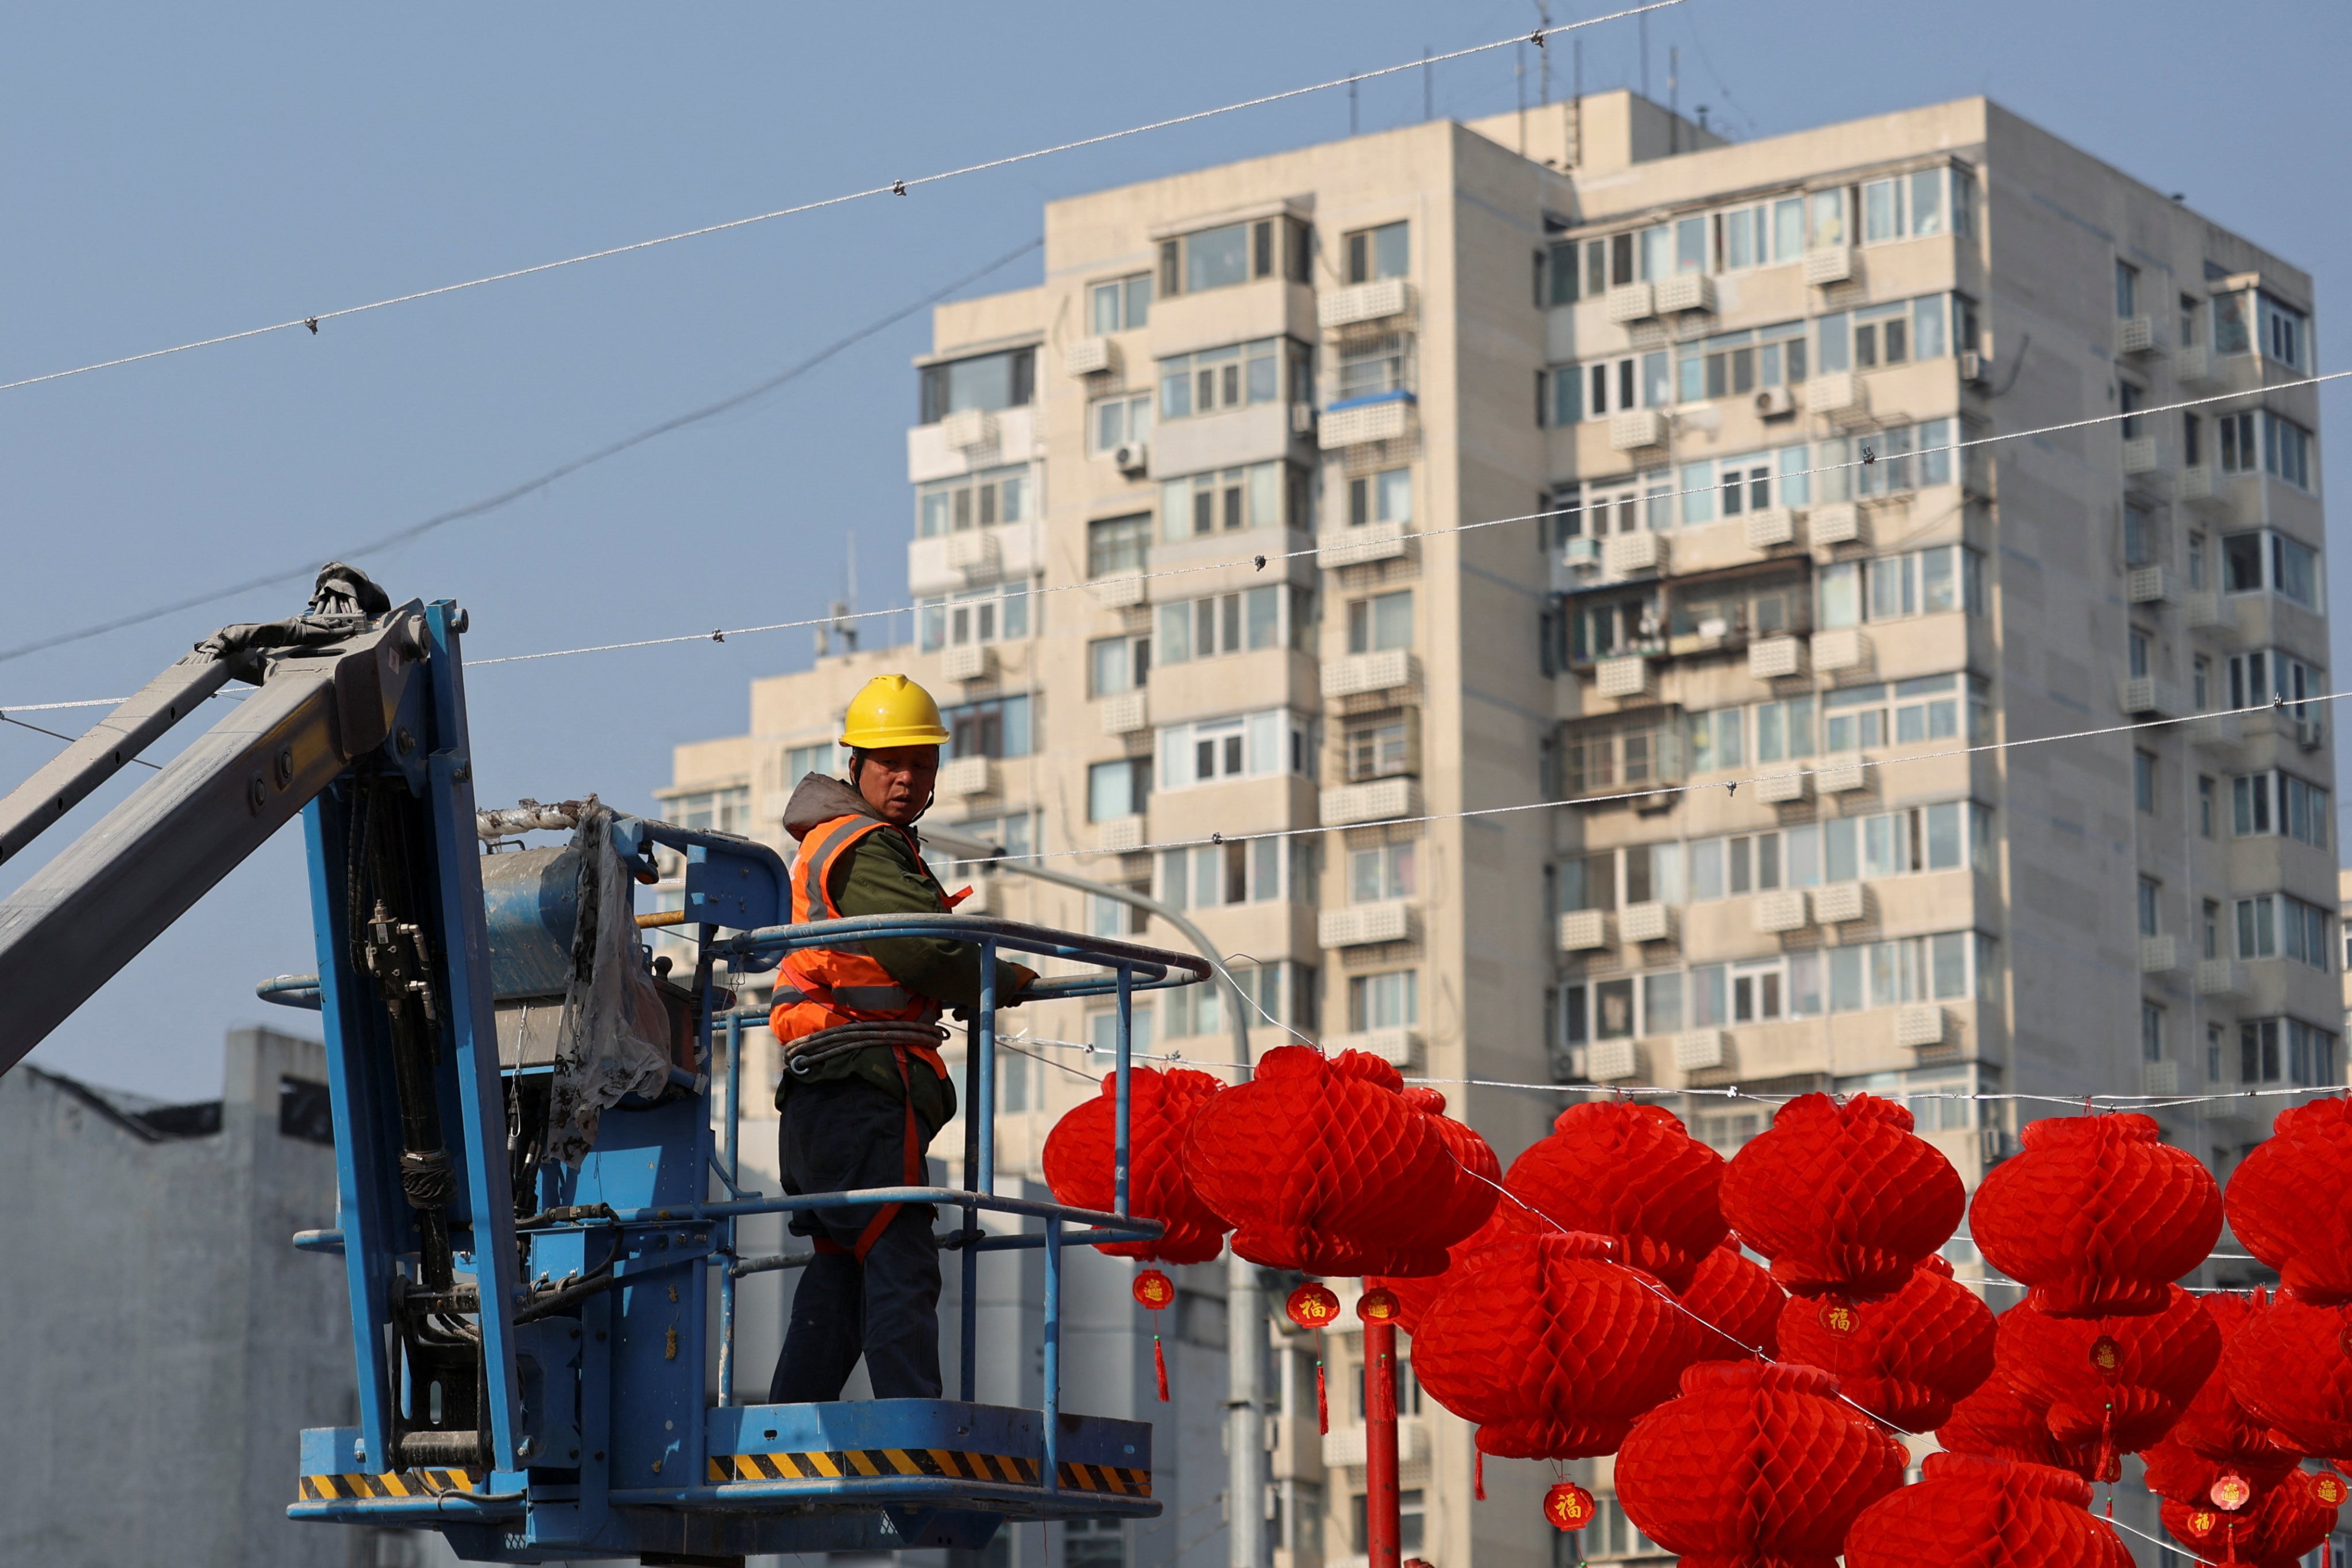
[774,773,1019,1134]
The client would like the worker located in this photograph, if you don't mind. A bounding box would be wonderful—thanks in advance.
[766,673,1036,1403]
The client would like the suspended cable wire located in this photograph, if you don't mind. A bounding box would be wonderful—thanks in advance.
[0,3,1685,396]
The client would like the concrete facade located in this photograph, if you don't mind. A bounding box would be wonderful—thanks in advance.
[668,90,2334,1568]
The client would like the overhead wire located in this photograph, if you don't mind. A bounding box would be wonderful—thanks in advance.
[0,236,1046,666]
[0,3,1687,397]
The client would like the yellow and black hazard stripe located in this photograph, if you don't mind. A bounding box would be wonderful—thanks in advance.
[705,1449,1149,1496]
[298,1469,482,1501]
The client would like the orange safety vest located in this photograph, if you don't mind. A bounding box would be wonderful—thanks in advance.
[769,813,970,1261]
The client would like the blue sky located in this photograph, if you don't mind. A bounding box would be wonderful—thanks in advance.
[5,1,2346,1098]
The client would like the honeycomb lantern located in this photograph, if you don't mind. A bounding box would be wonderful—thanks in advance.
[2161,1469,2343,1568]
[1368,1201,1542,1335]
[2139,1436,2289,1511]
[1937,1375,2107,1480]
[1041,1065,1231,1264]
[1776,1254,1996,1431]
[1411,1231,1702,1459]
[1679,1241,1785,1365]
[1995,1289,2220,1456]
[1501,1100,1727,1291]
[1970,1113,2223,1318]
[2224,1098,2352,1307]
[2171,1291,2304,1486]
[1613,1360,1909,1566]
[2222,1290,2352,1457]
[1843,1451,2135,1568]
[1180,1046,1499,1276]
[1717,1092,1965,1302]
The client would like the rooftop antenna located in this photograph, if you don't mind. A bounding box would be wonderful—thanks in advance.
[1534,1,1552,105]
[1639,11,1650,100]
[1422,47,1432,122]
[1349,74,1359,136]
[1669,46,1680,155]
[816,533,860,658]
[1516,43,1527,156]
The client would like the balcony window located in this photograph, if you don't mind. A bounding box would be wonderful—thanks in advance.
[1347,971,1419,1032]
[917,581,1033,652]
[1821,674,1975,752]
[1158,337,1307,419]
[784,742,843,783]
[2259,292,2309,370]
[669,785,750,835]
[1347,590,1413,654]
[1349,841,1418,904]
[928,810,1036,886]
[1561,712,1683,795]
[2241,1018,2339,1087]
[2264,412,2314,489]
[1569,934,1990,1039]
[1344,716,1414,783]
[2215,292,2252,356]
[2226,649,2325,718]
[2231,771,2331,848]
[2237,893,2332,969]
[1812,420,1955,503]
[917,464,1032,538]
[1160,838,1291,910]
[1168,957,1314,1037]
[940,695,1031,762]
[1089,392,1153,456]
[2115,260,2140,320]
[1345,221,1409,284]
[1673,322,1811,403]
[918,346,1034,424]
[1087,757,1149,822]
[1157,585,1292,664]
[1668,567,1808,642]
[1551,352,1671,422]
[1816,545,1983,628]
[1090,633,1149,697]
[1555,474,1672,539]
[1157,215,1309,299]
[1157,709,1312,791]
[1089,272,1152,333]
[1348,466,1412,528]
[2222,530,2322,610]
[1086,512,1152,577]
[1335,332,1412,403]
[1160,459,1299,540]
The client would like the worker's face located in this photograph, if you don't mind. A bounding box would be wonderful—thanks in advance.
[857,746,938,827]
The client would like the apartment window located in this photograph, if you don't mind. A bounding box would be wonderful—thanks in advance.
[1558,474,1672,540]
[2115,260,2139,319]
[1090,633,1150,697]
[2134,751,2157,814]
[2215,291,2252,356]
[1089,890,1149,940]
[1347,590,1414,654]
[1347,467,1413,527]
[1160,461,1296,541]
[2125,504,2157,570]
[1810,187,1847,248]
[1544,239,1579,305]
[1087,757,1149,822]
[2118,381,2146,441]
[1822,674,1973,752]
[1855,300,1913,368]
[1683,802,1990,898]
[1168,957,1313,1038]
[2226,649,2326,717]
[1809,420,1955,501]
[1158,710,1311,791]
[2264,412,2314,490]
[1345,716,1415,782]
[2237,894,2332,969]
[1673,322,1809,402]
[940,696,1032,762]
[1066,1512,1129,1568]
[1562,712,1683,794]
[2231,771,2331,848]
[1345,221,1409,284]
[930,810,1036,887]
[1160,839,1291,910]
[1862,177,1905,244]
[2180,293,2202,348]
[2142,1003,2165,1064]
[1816,545,1983,631]
[2188,534,2209,592]
[1168,223,1242,295]
[2138,876,2162,938]
[1087,513,1152,577]
[1157,586,1291,664]
[917,464,1033,538]
[1348,971,1419,1032]
[1336,333,1412,402]
[1556,352,1672,420]
[1090,272,1152,333]
[918,581,1033,652]
[2197,775,2215,839]
[785,739,848,789]
[2129,629,2151,681]
[2259,292,2309,370]
[1158,337,1301,419]
[2184,411,2204,469]
[2241,1018,2340,1087]
[999,1040,1032,1113]
[918,346,1034,424]
[1598,934,1988,1038]
[670,785,750,835]
[1349,841,1418,903]
[2218,411,2258,473]
[1090,391,1153,455]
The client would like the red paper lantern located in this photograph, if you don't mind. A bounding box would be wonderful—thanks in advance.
[1042,1065,1231,1264]
[1938,1374,2107,1480]
[2226,1099,2352,1307]
[1368,1202,1541,1335]
[1181,1046,1499,1276]
[1995,1289,2220,1454]
[1971,1113,2224,1318]
[2223,1291,2352,1456]
[1718,1092,1965,1302]
[2141,1436,2278,1509]
[1844,1451,2134,1568]
[1615,1360,1909,1566]
[2162,1470,2342,1568]
[1413,1232,1703,1459]
[1285,1283,1341,1330]
[1543,1482,1596,1532]
[1678,1241,1785,1364]
[1776,1254,1996,1431]
[2171,1292,2305,1487]
[1502,1101,1728,1291]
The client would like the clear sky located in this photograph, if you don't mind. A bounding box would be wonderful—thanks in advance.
[5,1,2347,1099]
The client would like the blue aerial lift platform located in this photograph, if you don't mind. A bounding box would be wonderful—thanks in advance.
[0,569,1203,1565]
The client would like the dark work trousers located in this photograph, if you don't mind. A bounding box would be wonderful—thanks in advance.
[768,1076,944,1403]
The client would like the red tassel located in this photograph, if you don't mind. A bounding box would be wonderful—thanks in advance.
[1153,1335,1169,1403]
[1316,1358,1329,1435]
[1475,1449,1486,1501]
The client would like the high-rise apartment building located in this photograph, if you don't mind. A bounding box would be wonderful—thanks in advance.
[668,89,2334,1568]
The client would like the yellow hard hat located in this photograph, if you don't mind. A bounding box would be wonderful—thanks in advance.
[839,674,950,748]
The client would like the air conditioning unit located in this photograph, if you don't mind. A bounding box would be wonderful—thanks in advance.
[1754,386,1798,418]
[1113,441,1149,477]
[1960,350,1991,386]
[1561,536,1602,571]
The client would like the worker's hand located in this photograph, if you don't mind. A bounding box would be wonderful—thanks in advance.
[998,962,1040,1008]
